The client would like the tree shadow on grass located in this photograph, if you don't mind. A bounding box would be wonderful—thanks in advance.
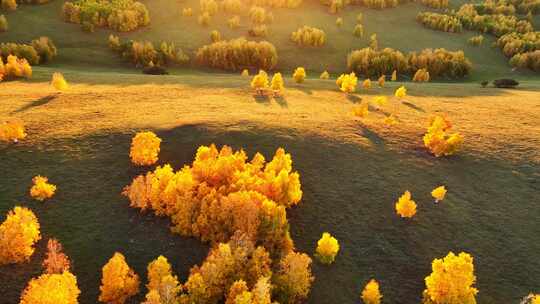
[295,85,313,95]
[346,94,362,103]
[274,95,288,108]
[12,94,58,113]
[402,101,426,113]
[357,124,385,149]
[252,94,271,105]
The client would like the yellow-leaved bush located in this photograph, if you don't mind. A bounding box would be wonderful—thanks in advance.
[431,186,447,203]
[51,72,69,92]
[293,67,306,83]
[30,176,57,201]
[361,279,382,304]
[251,70,269,93]
[99,252,140,304]
[395,86,407,99]
[20,271,80,304]
[130,131,161,166]
[423,252,478,304]
[1,55,32,80]
[271,72,285,94]
[0,119,27,142]
[395,190,417,218]
[423,115,463,157]
[0,206,41,265]
[315,232,339,264]
[122,145,302,256]
[337,72,357,93]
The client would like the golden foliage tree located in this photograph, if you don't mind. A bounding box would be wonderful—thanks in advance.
[241,69,249,77]
[291,26,326,47]
[0,119,27,142]
[30,176,57,201]
[423,252,478,304]
[251,70,269,94]
[413,68,430,82]
[353,24,364,38]
[395,190,417,218]
[394,86,407,99]
[274,252,314,304]
[51,72,69,92]
[337,72,357,93]
[361,279,382,304]
[315,232,339,264]
[20,271,80,304]
[431,186,447,203]
[293,67,306,83]
[391,70,397,81]
[362,78,372,89]
[145,255,181,303]
[3,55,32,79]
[99,252,140,304]
[320,71,330,79]
[0,15,7,32]
[43,238,71,274]
[0,206,41,265]
[423,115,463,157]
[377,75,385,87]
[130,131,161,166]
[270,72,285,95]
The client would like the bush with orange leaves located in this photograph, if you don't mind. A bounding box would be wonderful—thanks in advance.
[395,190,417,218]
[43,238,71,274]
[422,252,478,304]
[20,271,80,304]
[423,115,463,157]
[130,131,161,166]
[30,176,57,201]
[122,144,302,255]
[1,55,32,79]
[361,279,382,304]
[99,252,140,304]
[0,206,41,265]
[0,119,26,142]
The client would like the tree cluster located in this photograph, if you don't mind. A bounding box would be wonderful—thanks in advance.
[416,12,463,33]
[291,26,326,47]
[0,36,57,65]
[108,35,189,67]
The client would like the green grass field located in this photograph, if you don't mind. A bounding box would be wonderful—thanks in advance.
[1,1,540,304]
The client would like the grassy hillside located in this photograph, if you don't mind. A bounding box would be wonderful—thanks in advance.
[1,0,540,81]
[0,69,539,303]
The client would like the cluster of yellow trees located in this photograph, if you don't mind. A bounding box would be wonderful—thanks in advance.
[196,38,278,71]
[0,36,57,65]
[61,0,150,32]
[291,26,326,47]
[497,31,540,71]
[0,55,32,82]
[108,35,189,67]
[423,115,464,157]
[250,70,285,96]
[416,12,463,33]
[0,119,27,142]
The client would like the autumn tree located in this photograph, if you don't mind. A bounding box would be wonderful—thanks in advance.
[0,15,7,32]
[362,78,371,89]
[423,115,463,157]
[51,72,69,92]
[361,279,382,304]
[30,176,57,201]
[377,75,385,87]
[43,238,71,274]
[274,252,314,304]
[20,271,80,304]
[391,70,397,81]
[0,119,27,142]
[251,70,269,95]
[337,72,357,93]
[320,71,330,79]
[99,252,140,304]
[395,190,417,218]
[315,232,339,264]
[130,131,161,166]
[293,67,306,83]
[0,206,41,265]
[423,252,478,304]
[394,86,407,99]
[270,72,284,95]
[431,186,447,203]
[146,255,181,304]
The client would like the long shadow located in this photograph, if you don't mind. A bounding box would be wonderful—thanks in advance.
[252,94,271,105]
[402,101,426,113]
[274,95,288,108]
[357,124,385,148]
[12,94,57,113]
[346,94,362,103]
[294,85,313,95]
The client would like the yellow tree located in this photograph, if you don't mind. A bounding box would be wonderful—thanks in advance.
[423,252,478,304]
[391,70,397,81]
[315,232,339,264]
[99,252,140,304]
[251,70,269,95]
[0,206,41,265]
[377,75,385,87]
[146,255,181,303]
[0,119,27,142]
[51,72,69,92]
[241,69,249,77]
[20,271,80,304]
[43,238,71,274]
[395,191,417,218]
[30,176,57,201]
[395,86,407,99]
[293,67,306,83]
[431,186,447,203]
[270,72,285,95]
[130,131,161,166]
[274,252,314,304]
[338,73,357,93]
[362,78,371,89]
[320,71,330,79]
[361,279,382,304]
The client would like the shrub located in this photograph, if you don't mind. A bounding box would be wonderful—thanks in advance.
[99,252,140,304]
[347,47,408,78]
[363,0,399,9]
[395,190,417,218]
[130,131,161,166]
[291,26,326,47]
[336,17,343,27]
[413,68,430,82]
[395,85,406,99]
[20,271,80,304]
[195,38,278,71]
[315,232,339,264]
[270,72,284,94]
[353,102,369,118]
[210,30,221,42]
[361,279,382,304]
[422,252,477,304]
[42,239,71,274]
[416,12,463,33]
[510,50,540,71]
[293,67,306,83]
[423,115,463,157]
[369,34,378,50]
[108,34,121,51]
[362,78,371,89]
[110,37,189,67]
[475,0,516,15]
[241,69,249,76]
[182,7,193,16]
[30,176,57,201]
[391,70,397,81]
[431,185,447,203]
[251,70,269,94]
[3,55,32,79]
[248,24,268,37]
[0,206,41,265]
[0,15,7,32]
[0,118,27,142]
[51,72,69,92]
[468,35,484,46]
[1,0,16,11]
[228,15,240,29]
[198,11,211,26]
[353,24,364,37]
[62,0,150,32]
[493,78,520,87]
[122,145,302,255]
[408,48,472,78]
[421,0,448,8]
